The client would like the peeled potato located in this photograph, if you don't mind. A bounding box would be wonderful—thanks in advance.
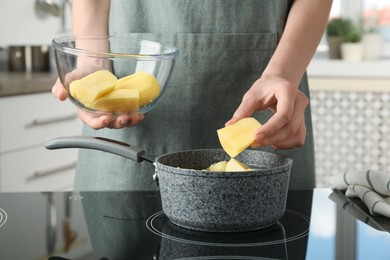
[92,89,140,112]
[117,71,147,86]
[69,70,161,112]
[225,158,253,172]
[205,158,252,172]
[116,71,161,107]
[69,70,117,105]
[217,117,262,158]
[207,161,228,172]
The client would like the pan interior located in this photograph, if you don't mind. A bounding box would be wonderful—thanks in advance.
[156,149,292,173]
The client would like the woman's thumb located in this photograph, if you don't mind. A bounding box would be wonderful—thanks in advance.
[225,98,257,126]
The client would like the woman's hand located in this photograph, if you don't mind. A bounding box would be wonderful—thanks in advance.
[51,0,144,129]
[52,77,144,130]
[226,0,332,150]
[226,75,308,149]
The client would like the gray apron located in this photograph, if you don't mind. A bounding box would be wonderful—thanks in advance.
[75,0,315,191]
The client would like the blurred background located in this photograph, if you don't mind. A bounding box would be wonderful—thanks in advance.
[0,0,390,191]
[309,0,390,187]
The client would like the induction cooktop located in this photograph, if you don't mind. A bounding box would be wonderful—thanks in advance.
[0,190,313,260]
[0,189,389,260]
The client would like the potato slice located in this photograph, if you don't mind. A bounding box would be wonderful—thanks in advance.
[116,72,161,107]
[70,70,117,105]
[207,161,228,172]
[217,117,262,158]
[117,71,147,86]
[226,158,253,172]
[92,89,140,112]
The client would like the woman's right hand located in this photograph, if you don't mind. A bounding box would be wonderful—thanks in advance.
[51,78,144,130]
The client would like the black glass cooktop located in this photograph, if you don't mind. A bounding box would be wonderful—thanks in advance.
[0,189,389,260]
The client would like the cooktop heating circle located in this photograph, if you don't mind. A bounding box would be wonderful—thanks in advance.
[146,209,310,247]
[0,208,7,228]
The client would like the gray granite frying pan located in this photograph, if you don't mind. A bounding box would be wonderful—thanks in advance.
[45,136,293,232]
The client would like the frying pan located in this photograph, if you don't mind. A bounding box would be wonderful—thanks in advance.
[45,136,293,232]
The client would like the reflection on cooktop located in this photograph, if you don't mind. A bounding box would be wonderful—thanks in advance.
[146,210,310,247]
[0,208,7,228]
[146,210,310,260]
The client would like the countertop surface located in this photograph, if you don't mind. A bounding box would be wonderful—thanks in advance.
[0,71,57,97]
[1,59,389,97]
[0,188,389,260]
[308,58,390,79]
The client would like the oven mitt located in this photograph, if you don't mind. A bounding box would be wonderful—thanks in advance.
[330,170,390,218]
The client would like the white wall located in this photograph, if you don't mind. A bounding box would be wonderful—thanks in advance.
[0,0,72,47]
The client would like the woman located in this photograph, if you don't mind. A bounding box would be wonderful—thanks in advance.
[53,0,332,191]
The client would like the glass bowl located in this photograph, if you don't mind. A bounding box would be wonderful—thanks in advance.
[52,34,179,115]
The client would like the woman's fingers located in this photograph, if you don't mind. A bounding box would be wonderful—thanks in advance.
[107,113,145,128]
[52,68,146,130]
[254,87,297,140]
[253,91,309,148]
[253,117,306,149]
[53,68,91,101]
[271,121,307,149]
[78,110,112,130]
[225,78,272,126]
[78,110,145,130]
[52,78,69,101]
[225,92,258,126]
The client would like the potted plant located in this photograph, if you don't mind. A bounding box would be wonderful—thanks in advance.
[326,18,354,59]
[340,22,363,62]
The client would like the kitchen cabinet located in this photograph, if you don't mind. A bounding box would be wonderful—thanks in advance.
[308,75,390,188]
[0,92,82,192]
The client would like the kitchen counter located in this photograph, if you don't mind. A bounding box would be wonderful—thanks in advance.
[0,71,57,97]
[0,188,388,260]
[308,58,390,79]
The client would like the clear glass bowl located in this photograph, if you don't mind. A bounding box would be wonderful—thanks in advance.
[52,34,179,115]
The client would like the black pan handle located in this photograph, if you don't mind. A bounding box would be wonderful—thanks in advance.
[45,136,149,163]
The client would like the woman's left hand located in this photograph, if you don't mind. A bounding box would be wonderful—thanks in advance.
[226,75,309,149]
[52,72,145,130]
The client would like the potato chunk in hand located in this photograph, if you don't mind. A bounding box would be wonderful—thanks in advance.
[217,117,262,158]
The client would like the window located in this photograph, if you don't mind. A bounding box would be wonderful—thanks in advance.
[363,0,390,40]
[318,0,390,58]
[329,0,341,19]
[330,0,390,41]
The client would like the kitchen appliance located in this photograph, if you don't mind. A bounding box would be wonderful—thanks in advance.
[8,46,26,72]
[0,189,388,259]
[31,45,51,72]
[45,135,292,232]
[8,45,51,72]
[0,190,311,259]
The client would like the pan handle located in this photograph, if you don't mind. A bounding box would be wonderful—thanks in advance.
[45,136,148,162]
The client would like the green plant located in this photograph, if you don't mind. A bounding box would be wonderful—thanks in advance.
[343,29,362,43]
[327,18,362,43]
[326,18,353,37]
